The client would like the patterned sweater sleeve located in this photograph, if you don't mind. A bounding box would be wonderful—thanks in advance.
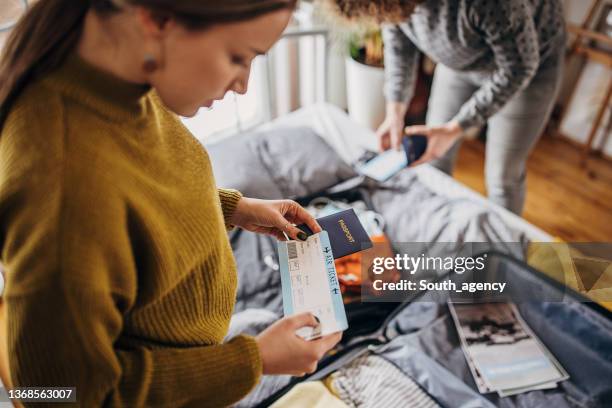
[453,0,540,129]
[382,23,421,104]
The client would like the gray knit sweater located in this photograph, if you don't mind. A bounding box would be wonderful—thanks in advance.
[382,0,566,129]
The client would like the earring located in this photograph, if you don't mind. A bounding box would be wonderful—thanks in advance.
[142,54,158,73]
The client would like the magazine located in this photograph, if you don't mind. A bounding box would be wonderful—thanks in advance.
[448,302,569,397]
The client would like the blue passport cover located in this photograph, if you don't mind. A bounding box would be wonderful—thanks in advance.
[297,208,373,259]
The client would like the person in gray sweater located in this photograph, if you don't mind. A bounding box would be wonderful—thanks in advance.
[327,0,566,214]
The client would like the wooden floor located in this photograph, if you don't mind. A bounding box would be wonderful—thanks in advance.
[453,135,612,242]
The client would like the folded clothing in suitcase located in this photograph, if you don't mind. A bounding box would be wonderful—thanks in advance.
[257,252,612,408]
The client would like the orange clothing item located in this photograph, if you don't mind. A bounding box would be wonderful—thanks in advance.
[335,235,399,298]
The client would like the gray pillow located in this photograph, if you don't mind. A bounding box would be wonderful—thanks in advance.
[255,126,357,198]
[207,126,356,199]
[206,132,284,199]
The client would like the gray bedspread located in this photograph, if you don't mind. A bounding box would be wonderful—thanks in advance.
[206,126,528,314]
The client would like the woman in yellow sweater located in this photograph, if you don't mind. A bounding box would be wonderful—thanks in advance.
[0,0,341,406]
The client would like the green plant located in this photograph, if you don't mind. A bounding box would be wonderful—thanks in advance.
[314,0,384,67]
[349,28,384,67]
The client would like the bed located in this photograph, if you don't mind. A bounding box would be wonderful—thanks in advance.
[203,104,612,408]
[201,102,556,318]
[194,102,581,407]
[255,102,552,243]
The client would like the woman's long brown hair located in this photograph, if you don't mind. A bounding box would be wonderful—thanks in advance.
[0,0,297,129]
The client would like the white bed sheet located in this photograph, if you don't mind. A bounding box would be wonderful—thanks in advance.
[258,103,552,243]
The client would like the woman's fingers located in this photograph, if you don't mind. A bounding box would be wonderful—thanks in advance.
[245,200,321,242]
[273,201,321,241]
[379,133,391,152]
[271,229,289,241]
[273,214,307,241]
[410,137,441,166]
[410,151,436,167]
[405,123,462,167]
[285,201,322,234]
[404,124,433,136]
[375,120,392,152]
[249,225,291,241]
[287,312,320,330]
[390,123,404,151]
[313,332,342,351]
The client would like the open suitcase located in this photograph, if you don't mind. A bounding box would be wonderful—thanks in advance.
[246,185,612,408]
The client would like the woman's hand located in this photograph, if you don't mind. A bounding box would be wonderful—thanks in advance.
[255,313,342,376]
[375,101,409,151]
[404,121,463,166]
[230,198,322,241]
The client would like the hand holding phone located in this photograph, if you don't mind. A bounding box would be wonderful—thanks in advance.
[402,134,428,166]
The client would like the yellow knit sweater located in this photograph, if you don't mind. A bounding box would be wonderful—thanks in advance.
[0,53,261,407]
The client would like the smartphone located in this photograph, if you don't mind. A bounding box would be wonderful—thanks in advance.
[402,135,428,165]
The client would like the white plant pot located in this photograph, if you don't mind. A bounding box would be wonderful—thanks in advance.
[345,56,386,131]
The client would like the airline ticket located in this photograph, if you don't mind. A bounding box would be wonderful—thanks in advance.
[278,231,348,340]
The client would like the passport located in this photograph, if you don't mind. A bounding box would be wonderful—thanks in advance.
[298,209,373,259]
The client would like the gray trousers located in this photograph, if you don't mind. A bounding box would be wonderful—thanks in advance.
[427,58,564,214]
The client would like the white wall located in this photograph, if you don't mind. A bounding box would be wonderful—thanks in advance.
[0,0,29,50]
